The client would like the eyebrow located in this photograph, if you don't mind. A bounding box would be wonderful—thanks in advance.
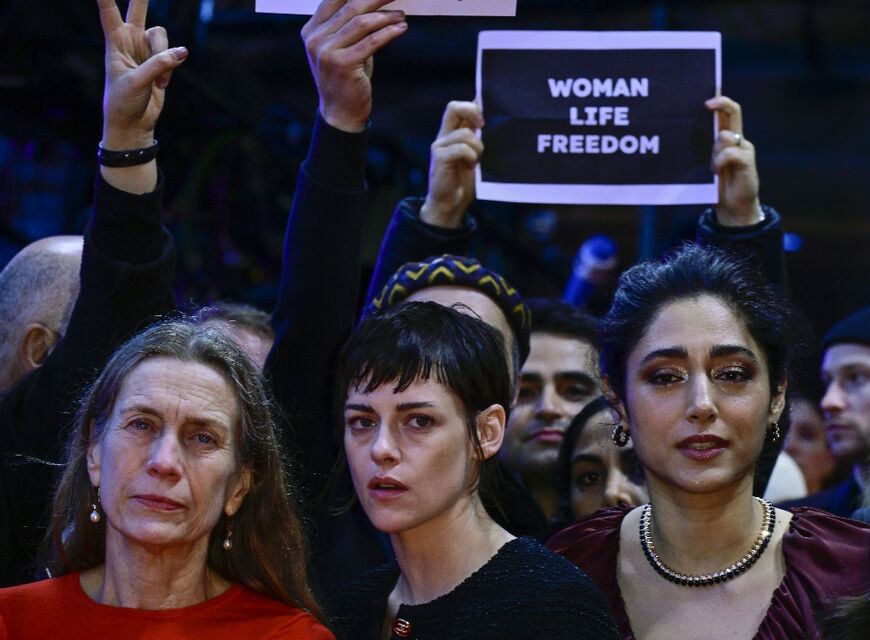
[345,401,436,412]
[638,347,688,366]
[638,345,759,366]
[571,453,604,466]
[345,403,372,413]
[119,404,230,430]
[556,371,598,385]
[397,401,435,411]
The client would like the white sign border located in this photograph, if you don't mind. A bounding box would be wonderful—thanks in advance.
[256,0,517,17]
[475,31,722,206]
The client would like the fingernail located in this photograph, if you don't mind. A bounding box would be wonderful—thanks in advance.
[173,47,188,60]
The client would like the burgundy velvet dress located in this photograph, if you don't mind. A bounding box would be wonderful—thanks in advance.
[547,505,870,639]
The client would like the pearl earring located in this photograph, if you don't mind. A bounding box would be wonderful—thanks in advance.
[89,486,101,523]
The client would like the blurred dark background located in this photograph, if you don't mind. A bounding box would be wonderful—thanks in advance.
[1,0,868,337]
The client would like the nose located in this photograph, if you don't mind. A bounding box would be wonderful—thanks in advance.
[370,425,400,466]
[603,469,644,508]
[147,431,183,478]
[535,384,562,423]
[820,380,846,415]
[686,375,717,424]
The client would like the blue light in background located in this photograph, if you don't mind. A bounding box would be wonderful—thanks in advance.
[783,232,803,252]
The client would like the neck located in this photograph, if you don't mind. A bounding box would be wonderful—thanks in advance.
[390,493,514,605]
[82,530,228,609]
[644,476,760,574]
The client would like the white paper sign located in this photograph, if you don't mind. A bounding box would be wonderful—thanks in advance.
[256,0,517,17]
[476,31,721,206]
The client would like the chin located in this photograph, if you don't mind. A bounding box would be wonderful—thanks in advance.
[119,522,191,548]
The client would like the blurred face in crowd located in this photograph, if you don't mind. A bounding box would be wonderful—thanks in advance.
[87,358,250,553]
[501,332,598,480]
[344,377,503,538]
[783,396,837,494]
[820,343,870,466]
[569,407,647,521]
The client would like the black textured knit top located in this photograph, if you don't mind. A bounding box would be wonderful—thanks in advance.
[329,537,618,640]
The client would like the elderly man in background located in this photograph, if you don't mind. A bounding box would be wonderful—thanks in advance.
[0,237,82,394]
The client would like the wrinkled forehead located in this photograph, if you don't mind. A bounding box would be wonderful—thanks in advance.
[106,357,242,439]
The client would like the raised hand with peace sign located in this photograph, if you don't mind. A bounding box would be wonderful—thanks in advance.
[97,0,188,193]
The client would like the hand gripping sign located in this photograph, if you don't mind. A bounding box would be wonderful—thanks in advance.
[256,1,517,16]
[476,31,721,205]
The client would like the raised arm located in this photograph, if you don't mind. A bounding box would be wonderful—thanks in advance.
[364,100,483,307]
[698,95,785,291]
[0,0,181,586]
[266,0,406,497]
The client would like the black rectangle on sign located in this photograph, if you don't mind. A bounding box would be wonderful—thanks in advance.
[481,48,716,185]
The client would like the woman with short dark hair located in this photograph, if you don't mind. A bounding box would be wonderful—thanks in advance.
[548,244,870,639]
[330,301,617,640]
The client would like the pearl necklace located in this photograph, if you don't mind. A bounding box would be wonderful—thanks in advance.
[639,497,775,587]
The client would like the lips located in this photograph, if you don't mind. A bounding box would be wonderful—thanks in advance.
[530,428,565,444]
[825,423,852,435]
[133,494,185,511]
[677,434,727,461]
[367,476,408,499]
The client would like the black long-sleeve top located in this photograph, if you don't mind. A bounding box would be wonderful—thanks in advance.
[0,172,176,586]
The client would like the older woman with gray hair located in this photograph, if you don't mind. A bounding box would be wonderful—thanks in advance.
[0,319,332,638]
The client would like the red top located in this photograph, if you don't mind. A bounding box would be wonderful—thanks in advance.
[0,572,334,640]
[547,506,870,640]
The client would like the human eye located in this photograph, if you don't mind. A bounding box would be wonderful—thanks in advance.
[346,414,377,432]
[573,470,603,488]
[517,379,539,404]
[559,379,595,402]
[715,365,752,383]
[191,431,219,448]
[406,414,435,430]
[843,370,869,391]
[125,417,155,433]
[647,369,683,386]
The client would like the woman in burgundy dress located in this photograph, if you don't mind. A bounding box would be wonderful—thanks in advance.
[548,244,870,639]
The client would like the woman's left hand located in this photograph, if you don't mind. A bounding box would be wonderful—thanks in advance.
[706,95,763,227]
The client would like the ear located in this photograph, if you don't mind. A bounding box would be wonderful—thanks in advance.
[19,323,60,370]
[769,379,787,425]
[475,404,506,461]
[601,376,628,428]
[224,466,252,517]
[86,419,102,488]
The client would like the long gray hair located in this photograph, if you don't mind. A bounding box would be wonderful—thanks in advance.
[46,318,324,622]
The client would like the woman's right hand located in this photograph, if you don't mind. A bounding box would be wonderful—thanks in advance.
[98,0,187,151]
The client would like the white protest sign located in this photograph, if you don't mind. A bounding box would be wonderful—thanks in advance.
[256,1,517,16]
[476,31,721,205]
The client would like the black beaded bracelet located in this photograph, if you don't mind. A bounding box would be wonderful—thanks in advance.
[97,140,159,167]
